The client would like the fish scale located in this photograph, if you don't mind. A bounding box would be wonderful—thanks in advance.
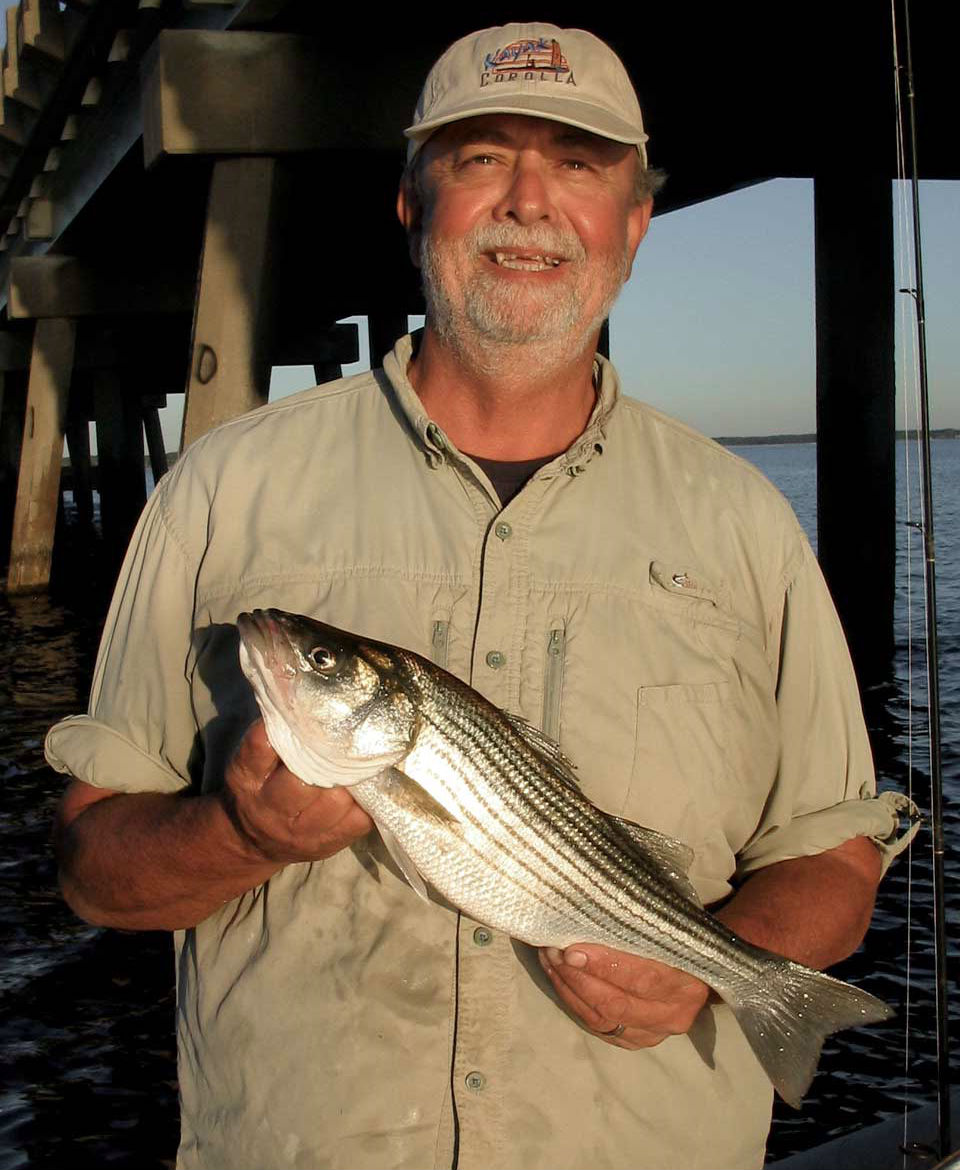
[237,607,895,1108]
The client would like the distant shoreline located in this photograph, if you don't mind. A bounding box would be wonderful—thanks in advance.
[60,428,960,471]
[716,428,959,446]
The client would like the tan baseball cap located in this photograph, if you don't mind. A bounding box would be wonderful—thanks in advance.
[405,23,649,167]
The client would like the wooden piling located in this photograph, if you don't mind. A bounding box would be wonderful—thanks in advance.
[180,156,286,449]
[92,369,146,564]
[64,414,92,525]
[368,313,410,369]
[814,175,896,684]
[7,316,75,592]
[142,401,168,485]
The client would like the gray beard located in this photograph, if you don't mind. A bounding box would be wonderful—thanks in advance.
[419,223,628,363]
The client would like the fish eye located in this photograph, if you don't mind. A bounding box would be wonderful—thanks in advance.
[306,645,336,672]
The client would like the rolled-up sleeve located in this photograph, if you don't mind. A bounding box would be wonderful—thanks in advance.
[736,540,920,878]
[44,475,198,795]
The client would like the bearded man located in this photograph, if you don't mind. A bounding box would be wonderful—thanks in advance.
[48,23,912,1170]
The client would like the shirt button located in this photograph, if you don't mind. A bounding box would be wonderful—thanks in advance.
[485,650,505,670]
[473,927,493,947]
[465,1071,487,1092]
[426,422,445,450]
[494,521,513,540]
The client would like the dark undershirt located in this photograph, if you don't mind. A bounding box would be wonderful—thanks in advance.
[465,452,563,507]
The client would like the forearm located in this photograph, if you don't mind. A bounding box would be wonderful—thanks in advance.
[713,835,883,969]
[55,721,374,932]
[56,788,281,932]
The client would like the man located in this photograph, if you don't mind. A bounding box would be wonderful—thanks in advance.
[48,22,914,1170]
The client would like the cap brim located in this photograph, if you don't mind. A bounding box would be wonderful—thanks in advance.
[404,92,648,155]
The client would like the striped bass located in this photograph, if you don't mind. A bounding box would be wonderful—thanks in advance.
[236,606,892,1108]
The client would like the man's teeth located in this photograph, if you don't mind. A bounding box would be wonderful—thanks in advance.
[493,252,562,271]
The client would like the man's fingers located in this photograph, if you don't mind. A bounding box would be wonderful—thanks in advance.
[556,944,688,996]
[538,950,669,1049]
[295,785,375,838]
[229,720,282,791]
[539,949,624,1029]
[222,720,374,862]
[539,946,710,1042]
[257,766,318,818]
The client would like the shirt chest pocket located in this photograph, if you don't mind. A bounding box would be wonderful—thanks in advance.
[625,680,734,880]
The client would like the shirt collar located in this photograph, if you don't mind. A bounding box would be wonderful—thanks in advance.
[381,333,620,472]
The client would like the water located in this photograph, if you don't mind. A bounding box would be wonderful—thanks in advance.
[0,440,957,1168]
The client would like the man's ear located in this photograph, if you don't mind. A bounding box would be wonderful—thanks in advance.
[623,198,653,282]
[397,178,423,270]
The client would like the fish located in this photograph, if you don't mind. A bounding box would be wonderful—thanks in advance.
[236,606,893,1108]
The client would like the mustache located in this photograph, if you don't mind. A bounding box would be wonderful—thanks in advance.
[463,223,586,262]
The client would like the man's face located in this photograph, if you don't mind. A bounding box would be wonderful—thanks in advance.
[398,115,652,350]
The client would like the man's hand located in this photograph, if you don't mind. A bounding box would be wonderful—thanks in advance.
[221,721,374,864]
[539,945,710,1049]
[538,836,883,1050]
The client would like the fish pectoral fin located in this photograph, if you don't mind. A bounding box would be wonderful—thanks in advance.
[503,712,581,791]
[607,815,702,906]
[383,766,464,827]
[377,824,431,903]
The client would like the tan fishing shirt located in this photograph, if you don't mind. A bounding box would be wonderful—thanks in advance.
[46,335,914,1170]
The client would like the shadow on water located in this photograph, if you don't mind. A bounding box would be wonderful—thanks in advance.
[1,441,958,1168]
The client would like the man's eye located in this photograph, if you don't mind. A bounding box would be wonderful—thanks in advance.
[468,153,497,165]
[563,159,589,171]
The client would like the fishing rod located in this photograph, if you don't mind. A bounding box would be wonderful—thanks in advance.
[892,0,950,1158]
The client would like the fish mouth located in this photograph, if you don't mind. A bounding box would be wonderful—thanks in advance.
[237,609,308,681]
[236,608,285,657]
[237,607,307,649]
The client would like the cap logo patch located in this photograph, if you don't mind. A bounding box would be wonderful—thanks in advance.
[480,37,576,88]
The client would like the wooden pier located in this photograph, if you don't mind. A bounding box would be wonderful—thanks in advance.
[0,1,954,685]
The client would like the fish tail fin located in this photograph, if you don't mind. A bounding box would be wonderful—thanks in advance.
[729,959,893,1108]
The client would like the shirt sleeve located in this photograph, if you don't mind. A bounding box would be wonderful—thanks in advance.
[44,474,199,795]
[735,539,920,879]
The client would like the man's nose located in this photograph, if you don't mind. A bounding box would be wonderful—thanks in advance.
[492,157,557,226]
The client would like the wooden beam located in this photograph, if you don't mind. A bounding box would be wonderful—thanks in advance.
[6,316,75,592]
[142,402,168,485]
[0,93,37,146]
[24,196,52,239]
[3,8,57,110]
[9,255,193,317]
[20,0,68,62]
[181,156,285,448]
[141,30,401,167]
[93,369,146,563]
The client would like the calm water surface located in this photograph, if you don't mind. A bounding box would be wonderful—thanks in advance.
[0,440,957,1168]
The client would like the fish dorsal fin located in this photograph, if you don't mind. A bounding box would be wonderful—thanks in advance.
[608,815,702,907]
[374,768,462,902]
[503,712,581,792]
